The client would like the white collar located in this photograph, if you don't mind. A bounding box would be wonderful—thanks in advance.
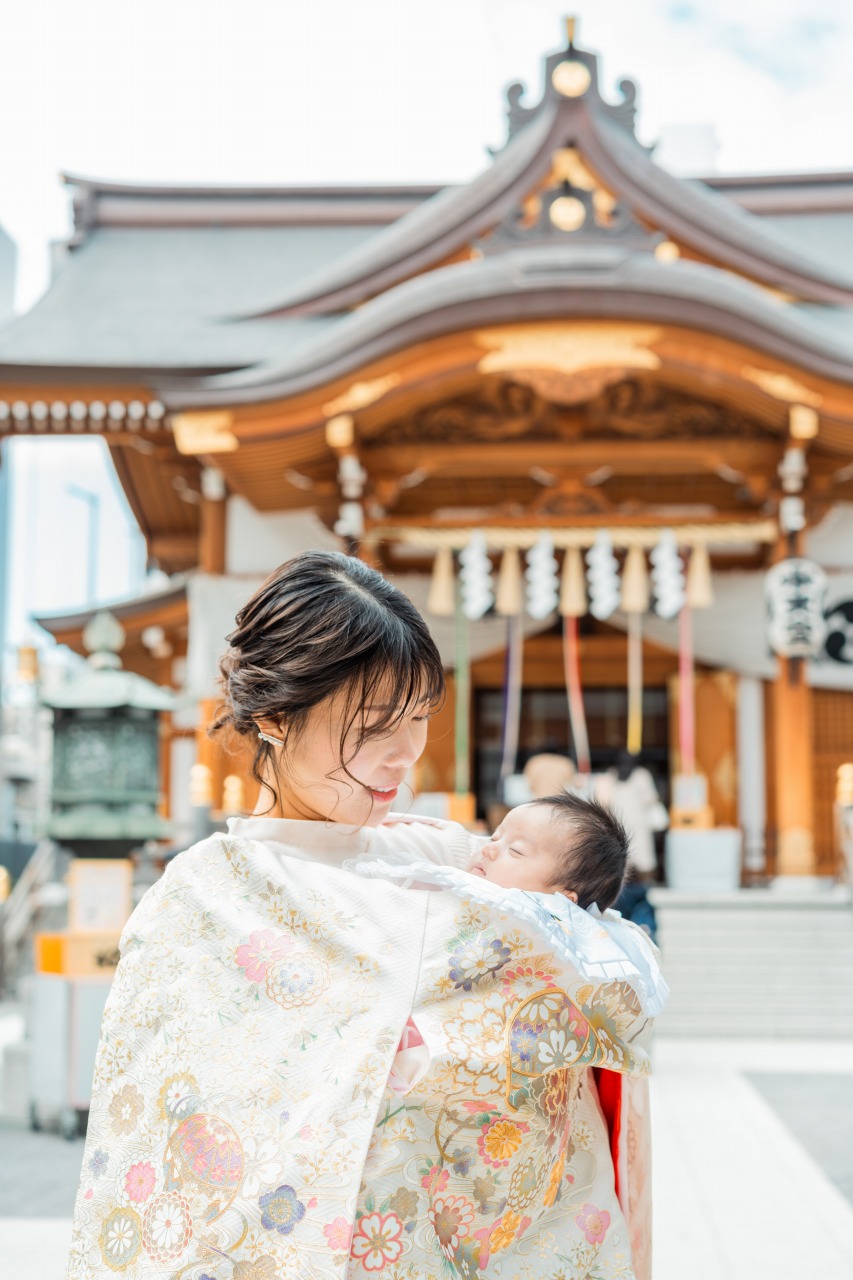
[226,815,371,866]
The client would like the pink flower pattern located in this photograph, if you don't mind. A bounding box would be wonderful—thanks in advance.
[350,1211,403,1272]
[501,963,557,999]
[124,1161,156,1204]
[574,1201,611,1245]
[235,930,293,983]
[420,1164,449,1194]
[323,1216,353,1251]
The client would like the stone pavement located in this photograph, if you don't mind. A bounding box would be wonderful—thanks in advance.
[1,1037,852,1279]
[650,1038,853,1280]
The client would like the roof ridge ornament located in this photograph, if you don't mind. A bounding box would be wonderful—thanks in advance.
[82,610,126,671]
[498,20,640,151]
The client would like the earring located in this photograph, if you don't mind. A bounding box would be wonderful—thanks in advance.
[257,729,284,747]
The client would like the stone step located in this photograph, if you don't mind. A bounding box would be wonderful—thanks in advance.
[648,886,853,1037]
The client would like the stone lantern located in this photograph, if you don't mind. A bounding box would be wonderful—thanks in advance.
[43,610,175,857]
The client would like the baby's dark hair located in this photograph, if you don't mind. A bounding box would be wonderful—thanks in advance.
[532,791,629,911]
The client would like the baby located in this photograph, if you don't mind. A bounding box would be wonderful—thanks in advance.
[374,791,633,1095]
[466,790,629,911]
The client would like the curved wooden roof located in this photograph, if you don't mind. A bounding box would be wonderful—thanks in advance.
[164,248,853,410]
[244,38,853,319]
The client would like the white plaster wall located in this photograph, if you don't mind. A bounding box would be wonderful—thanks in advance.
[225,496,341,576]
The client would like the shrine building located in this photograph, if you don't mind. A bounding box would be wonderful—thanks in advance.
[3,26,853,881]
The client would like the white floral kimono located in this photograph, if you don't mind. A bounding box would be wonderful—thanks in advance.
[66,815,663,1280]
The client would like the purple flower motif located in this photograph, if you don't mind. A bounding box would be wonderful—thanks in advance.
[259,1184,306,1235]
[510,1023,539,1064]
[450,1146,474,1176]
[88,1148,108,1178]
[448,937,512,991]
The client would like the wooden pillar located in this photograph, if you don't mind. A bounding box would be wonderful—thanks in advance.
[772,658,816,874]
[196,697,226,812]
[769,486,817,875]
[200,467,227,575]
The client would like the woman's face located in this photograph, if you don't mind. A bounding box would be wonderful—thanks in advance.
[260,689,432,826]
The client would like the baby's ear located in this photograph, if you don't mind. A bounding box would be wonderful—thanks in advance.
[556,888,578,904]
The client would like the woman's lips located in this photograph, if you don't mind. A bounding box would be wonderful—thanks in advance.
[369,785,399,804]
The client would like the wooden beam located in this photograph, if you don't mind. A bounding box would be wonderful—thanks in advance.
[149,533,199,565]
[367,514,779,540]
[364,439,783,479]
[172,323,853,445]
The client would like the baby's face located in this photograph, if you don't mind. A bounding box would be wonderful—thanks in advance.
[468,803,577,900]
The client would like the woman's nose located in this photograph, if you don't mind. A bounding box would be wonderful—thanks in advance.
[386,723,421,766]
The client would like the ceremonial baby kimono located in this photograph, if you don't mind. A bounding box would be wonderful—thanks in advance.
[66,815,664,1280]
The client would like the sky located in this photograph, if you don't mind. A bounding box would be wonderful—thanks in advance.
[1,0,852,667]
[3,438,148,655]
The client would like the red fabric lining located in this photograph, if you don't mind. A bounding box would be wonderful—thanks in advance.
[592,1067,623,1203]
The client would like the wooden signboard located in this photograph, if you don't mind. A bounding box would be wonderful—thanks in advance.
[35,931,122,977]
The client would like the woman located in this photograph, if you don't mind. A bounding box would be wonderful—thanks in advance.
[67,552,655,1280]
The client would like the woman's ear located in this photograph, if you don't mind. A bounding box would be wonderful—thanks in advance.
[255,718,284,744]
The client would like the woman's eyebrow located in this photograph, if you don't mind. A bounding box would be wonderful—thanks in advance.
[368,696,432,712]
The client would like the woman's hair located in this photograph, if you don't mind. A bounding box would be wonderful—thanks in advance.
[532,791,629,910]
[211,551,445,813]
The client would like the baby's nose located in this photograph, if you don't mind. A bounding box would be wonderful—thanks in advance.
[482,841,497,860]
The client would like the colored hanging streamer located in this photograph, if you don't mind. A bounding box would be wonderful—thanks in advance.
[500,613,525,789]
[627,611,644,756]
[454,583,471,796]
[679,603,696,775]
[562,615,591,774]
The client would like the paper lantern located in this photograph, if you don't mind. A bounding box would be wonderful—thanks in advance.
[620,546,649,614]
[560,547,587,617]
[495,548,524,616]
[586,531,620,620]
[525,533,559,619]
[686,544,714,609]
[427,546,456,616]
[459,531,494,620]
[765,557,827,658]
[650,530,685,618]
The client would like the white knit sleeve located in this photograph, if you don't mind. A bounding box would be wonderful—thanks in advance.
[365,815,484,870]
